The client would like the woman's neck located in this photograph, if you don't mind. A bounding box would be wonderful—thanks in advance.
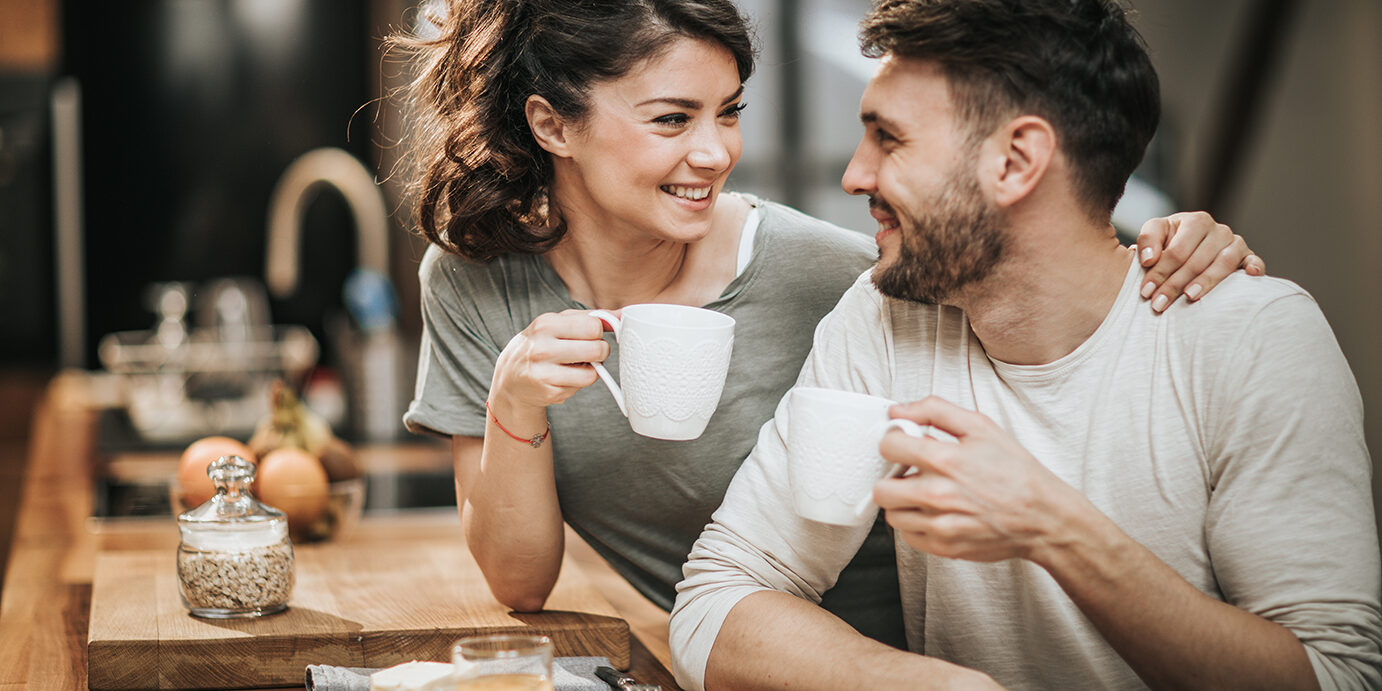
[544,193,749,309]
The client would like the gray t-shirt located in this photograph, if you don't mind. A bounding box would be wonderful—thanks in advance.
[405,196,906,646]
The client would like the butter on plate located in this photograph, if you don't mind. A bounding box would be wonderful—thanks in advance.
[370,661,455,691]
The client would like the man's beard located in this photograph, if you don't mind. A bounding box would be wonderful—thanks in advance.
[871,164,1007,305]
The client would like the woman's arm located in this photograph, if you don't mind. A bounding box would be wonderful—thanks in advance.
[452,432,565,612]
[455,310,611,612]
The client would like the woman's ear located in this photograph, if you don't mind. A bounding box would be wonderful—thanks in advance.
[987,115,1055,209]
[526,95,572,158]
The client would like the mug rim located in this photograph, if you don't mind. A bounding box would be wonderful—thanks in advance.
[790,386,895,409]
[620,303,735,330]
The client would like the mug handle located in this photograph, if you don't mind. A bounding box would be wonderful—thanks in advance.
[853,418,930,517]
[587,310,627,418]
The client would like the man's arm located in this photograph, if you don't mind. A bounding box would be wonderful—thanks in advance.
[704,591,996,690]
[875,290,1381,689]
[1037,507,1318,690]
[875,397,1326,690]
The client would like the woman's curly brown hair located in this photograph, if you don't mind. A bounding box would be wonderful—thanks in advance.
[388,0,755,263]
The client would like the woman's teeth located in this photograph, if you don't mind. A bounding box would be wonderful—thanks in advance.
[662,185,710,201]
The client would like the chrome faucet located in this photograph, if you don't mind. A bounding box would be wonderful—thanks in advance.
[264,147,391,298]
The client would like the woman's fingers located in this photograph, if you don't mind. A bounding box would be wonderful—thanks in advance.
[1137,212,1261,312]
[1243,251,1267,276]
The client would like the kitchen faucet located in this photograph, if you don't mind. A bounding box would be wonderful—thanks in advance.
[264,147,391,299]
[264,147,407,440]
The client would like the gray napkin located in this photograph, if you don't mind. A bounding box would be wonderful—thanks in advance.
[305,656,610,691]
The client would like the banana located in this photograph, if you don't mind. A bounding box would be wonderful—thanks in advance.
[249,380,362,482]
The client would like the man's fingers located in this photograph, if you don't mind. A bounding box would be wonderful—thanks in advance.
[888,396,986,440]
[879,432,958,472]
[875,472,969,516]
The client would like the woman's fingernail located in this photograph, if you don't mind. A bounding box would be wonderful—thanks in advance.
[1186,284,1203,300]
[1140,246,1155,263]
[1141,281,1156,299]
[1152,294,1169,312]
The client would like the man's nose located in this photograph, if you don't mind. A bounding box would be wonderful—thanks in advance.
[842,140,877,196]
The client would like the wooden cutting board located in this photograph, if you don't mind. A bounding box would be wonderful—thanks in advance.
[87,515,629,690]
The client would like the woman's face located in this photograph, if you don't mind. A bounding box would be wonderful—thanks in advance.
[553,37,745,245]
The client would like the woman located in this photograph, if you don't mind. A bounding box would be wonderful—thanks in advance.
[393,0,1259,648]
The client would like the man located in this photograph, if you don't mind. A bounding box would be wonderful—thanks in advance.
[668,0,1382,689]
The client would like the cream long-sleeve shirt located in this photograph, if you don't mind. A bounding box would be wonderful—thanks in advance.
[671,260,1382,690]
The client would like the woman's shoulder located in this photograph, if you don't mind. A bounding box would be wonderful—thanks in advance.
[724,195,877,306]
[417,244,536,311]
[750,197,876,260]
[418,243,523,286]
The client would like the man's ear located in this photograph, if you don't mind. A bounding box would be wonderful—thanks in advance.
[983,115,1055,209]
[526,95,572,158]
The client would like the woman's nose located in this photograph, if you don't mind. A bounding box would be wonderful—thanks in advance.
[687,125,734,172]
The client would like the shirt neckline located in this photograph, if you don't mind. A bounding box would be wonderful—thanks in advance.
[987,255,1143,381]
[526,192,766,311]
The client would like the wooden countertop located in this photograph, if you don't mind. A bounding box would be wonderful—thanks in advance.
[0,372,678,690]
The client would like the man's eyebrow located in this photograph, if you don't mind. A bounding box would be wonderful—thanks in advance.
[860,111,903,132]
[636,86,745,110]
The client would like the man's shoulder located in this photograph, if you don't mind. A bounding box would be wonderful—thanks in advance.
[1156,272,1342,377]
[1167,272,1319,327]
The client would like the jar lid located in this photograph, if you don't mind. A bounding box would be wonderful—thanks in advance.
[178,455,288,549]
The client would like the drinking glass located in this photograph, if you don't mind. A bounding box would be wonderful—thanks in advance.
[450,634,554,691]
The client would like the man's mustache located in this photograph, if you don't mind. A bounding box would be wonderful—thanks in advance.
[868,196,897,218]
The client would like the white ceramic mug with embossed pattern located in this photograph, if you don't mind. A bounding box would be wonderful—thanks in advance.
[786,386,939,525]
[588,304,735,441]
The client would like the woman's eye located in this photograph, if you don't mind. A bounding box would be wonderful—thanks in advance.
[720,102,747,119]
[654,113,690,127]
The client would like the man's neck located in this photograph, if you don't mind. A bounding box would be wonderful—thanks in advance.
[949,217,1133,366]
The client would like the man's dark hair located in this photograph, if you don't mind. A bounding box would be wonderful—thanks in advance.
[860,0,1160,220]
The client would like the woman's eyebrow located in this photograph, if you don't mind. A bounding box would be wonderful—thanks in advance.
[636,86,745,110]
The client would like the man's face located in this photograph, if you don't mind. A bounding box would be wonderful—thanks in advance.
[842,56,1007,305]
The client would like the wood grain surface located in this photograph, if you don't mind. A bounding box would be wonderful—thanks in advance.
[0,373,679,691]
[88,514,630,690]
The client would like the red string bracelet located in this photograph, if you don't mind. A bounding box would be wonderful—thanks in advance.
[485,400,551,448]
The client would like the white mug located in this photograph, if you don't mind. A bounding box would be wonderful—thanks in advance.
[588,304,735,441]
[785,386,936,526]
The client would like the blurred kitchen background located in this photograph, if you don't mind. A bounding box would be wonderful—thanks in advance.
[0,0,1378,556]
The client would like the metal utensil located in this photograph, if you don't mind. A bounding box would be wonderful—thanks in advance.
[594,665,662,691]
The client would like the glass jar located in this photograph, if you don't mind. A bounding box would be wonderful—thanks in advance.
[176,455,294,618]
